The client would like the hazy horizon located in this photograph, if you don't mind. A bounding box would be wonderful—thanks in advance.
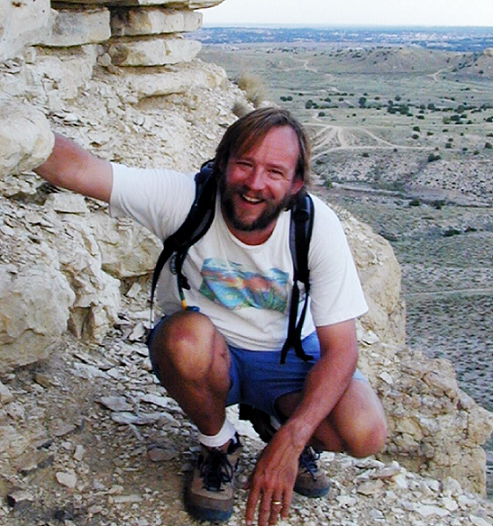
[200,22,492,29]
[198,0,493,28]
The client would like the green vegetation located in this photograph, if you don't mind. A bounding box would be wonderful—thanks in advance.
[199,43,493,199]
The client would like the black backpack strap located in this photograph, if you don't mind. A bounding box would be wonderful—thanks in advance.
[149,161,216,323]
[280,192,314,364]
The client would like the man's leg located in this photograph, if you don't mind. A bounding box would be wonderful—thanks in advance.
[149,310,241,522]
[275,378,387,458]
[149,310,231,437]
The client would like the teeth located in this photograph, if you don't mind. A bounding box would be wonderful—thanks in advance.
[242,194,262,203]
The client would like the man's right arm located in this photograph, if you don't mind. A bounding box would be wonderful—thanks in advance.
[34,133,113,203]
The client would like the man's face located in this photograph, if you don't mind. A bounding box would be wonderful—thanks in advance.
[220,126,304,243]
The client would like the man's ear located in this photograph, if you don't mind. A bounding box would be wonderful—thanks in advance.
[292,177,304,195]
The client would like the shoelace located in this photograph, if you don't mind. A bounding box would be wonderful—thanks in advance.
[199,448,234,492]
[298,447,321,481]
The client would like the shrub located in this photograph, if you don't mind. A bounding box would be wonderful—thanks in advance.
[232,101,250,118]
[428,153,441,162]
[237,72,267,108]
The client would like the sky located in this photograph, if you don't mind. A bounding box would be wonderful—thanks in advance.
[198,0,493,27]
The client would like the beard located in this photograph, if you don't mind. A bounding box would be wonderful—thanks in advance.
[219,177,296,232]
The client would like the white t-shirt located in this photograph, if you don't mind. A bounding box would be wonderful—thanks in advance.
[110,163,368,351]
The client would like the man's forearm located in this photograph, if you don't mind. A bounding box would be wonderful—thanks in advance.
[285,351,357,448]
[34,133,113,202]
[279,321,359,449]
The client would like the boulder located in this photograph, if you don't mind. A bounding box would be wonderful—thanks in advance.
[377,346,493,495]
[0,0,51,62]
[0,99,54,177]
[0,263,75,373]
[89,214,162,279]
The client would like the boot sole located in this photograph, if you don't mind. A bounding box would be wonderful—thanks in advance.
[294,481,331,498]
[186,502,233,522]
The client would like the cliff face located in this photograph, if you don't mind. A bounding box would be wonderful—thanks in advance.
[0,0,492,504]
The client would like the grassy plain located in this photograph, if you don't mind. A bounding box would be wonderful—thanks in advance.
[199,42,493,492]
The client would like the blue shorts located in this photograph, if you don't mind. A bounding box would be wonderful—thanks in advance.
[147,320,365,420]
[226,331,366,419]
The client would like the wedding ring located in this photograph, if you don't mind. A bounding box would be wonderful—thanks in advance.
[272,501,282,506]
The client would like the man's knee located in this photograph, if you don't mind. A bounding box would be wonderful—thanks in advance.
[346,412,388,458]
[324,380,388,458]
[150,311,219,382]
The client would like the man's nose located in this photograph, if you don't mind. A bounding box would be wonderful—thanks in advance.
[244,166,266,190]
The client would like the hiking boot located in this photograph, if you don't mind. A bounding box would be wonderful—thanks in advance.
[294,446,331,498]
[246,406,330,498]
[185,435,242,522]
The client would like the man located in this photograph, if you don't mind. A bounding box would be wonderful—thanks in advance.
[35,107,387,526]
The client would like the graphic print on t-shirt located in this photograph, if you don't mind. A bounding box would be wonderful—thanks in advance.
[199,258,289,312]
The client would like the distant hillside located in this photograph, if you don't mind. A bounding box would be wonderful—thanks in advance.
[194,26,493,52]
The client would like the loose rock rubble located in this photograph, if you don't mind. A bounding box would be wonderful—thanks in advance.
[1,307,493,526]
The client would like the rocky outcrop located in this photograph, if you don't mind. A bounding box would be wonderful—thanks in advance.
[0,0,231,364]
[0,0,492,510]
[0,0,52,62]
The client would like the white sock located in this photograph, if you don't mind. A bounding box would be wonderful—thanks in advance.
[198,419,237,449]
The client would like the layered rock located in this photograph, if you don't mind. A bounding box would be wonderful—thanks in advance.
[108,35,201,66]
[40,7,111,47]
[0,0,235,370]
[0,0,52,62]
[110,7,202,36]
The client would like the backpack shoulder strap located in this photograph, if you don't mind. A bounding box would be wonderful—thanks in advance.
[280,192,315,364]
[149,161,216,317]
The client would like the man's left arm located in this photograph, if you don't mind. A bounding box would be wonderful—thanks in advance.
[245,319,358,526]
[274,320,359,449]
